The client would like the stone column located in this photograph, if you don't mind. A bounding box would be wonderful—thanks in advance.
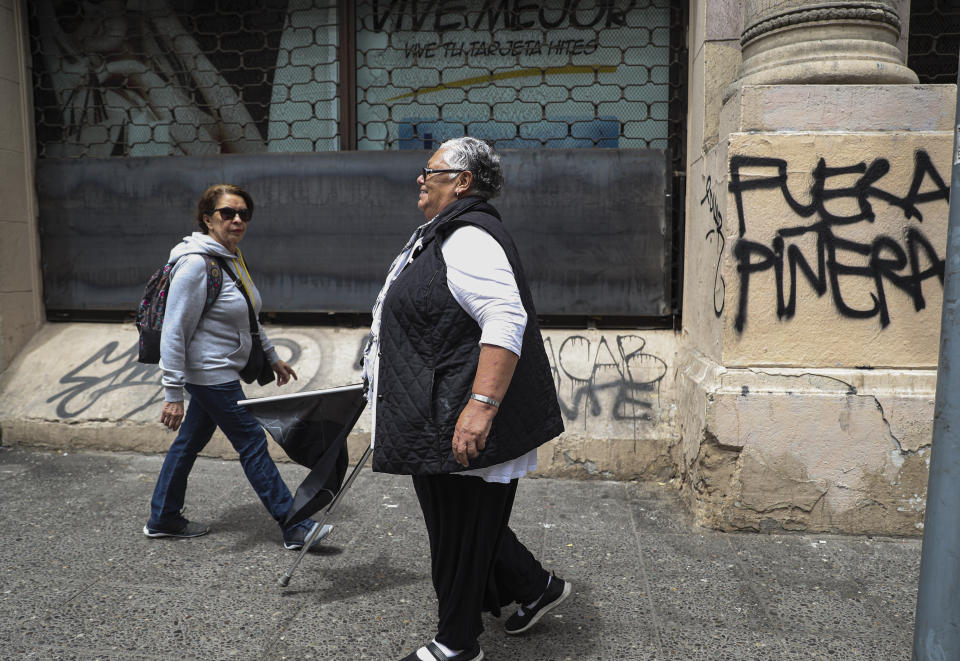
[728,0,917,97]
[677,1,955,535]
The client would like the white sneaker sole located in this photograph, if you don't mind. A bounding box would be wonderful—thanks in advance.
[142,524,209,539]
[505,581,572,635]
[416,645,483,661]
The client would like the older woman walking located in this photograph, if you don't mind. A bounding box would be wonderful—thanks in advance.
[363,138,572,661]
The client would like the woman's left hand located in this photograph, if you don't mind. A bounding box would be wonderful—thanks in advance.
[273,360,298,386]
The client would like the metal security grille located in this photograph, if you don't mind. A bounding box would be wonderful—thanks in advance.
[908,0,960,84]
[29,0,685,158]
[353,0,678,151]
[28,0,339,158]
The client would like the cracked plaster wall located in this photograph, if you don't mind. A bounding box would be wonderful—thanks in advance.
[712,378,931,534]
[677,356,935,534]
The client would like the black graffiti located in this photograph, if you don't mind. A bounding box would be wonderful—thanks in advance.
[728,150,950,332]
[701,175,725,317]
[47,342,162,419]
[48,338,303,419]
[543,334,667,423]
[369,0,636,32]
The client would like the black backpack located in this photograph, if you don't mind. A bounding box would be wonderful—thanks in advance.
[136,255,224,364]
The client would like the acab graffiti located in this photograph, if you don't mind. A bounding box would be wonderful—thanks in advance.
[544,334,667,425]
[729,150,949,332]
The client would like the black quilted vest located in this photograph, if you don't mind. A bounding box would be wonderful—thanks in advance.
[372,197,564,475]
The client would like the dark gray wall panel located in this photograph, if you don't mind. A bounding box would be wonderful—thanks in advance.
[37,150,671,316]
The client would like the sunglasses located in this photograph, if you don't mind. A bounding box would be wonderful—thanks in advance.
[421,167,464,180]
[213,206,251,222]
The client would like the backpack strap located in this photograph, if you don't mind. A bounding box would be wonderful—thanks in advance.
[162,254,223,317]
[201,255,224,315]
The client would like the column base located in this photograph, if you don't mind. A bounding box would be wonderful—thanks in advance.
[677,350,933,535]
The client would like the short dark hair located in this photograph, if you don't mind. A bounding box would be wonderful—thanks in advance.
[439,137,503,199]
[196,184,254,233]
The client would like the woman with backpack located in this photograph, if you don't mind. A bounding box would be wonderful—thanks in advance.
[143,183,328,551]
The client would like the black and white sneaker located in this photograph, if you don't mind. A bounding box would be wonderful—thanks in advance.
[143,520,209,539]
[399,641,483,661]
[283,521,332,550]
[504,573,572,635]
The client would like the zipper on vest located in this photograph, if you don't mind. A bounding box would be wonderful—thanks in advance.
[423,267,440,295]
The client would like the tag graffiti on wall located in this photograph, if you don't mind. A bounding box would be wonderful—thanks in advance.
[728,150,950,333]
[47,338,304,420]
[701,175,725,317]
[46,341,164,419]
[46,333,668,430]
[544,334,668,425]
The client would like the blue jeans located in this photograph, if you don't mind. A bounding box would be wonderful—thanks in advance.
[148,381,294,532]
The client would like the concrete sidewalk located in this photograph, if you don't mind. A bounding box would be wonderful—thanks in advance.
[0,445,919,660]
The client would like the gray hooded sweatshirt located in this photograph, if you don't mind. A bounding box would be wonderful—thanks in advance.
[159,233,279,402]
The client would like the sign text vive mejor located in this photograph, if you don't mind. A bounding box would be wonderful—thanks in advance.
[368,0,637,32]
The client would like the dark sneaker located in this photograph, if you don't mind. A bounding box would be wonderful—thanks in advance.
[283,520,332,551]
[143,520,209,539]
[504,573,572,635]
[399,641,483,661]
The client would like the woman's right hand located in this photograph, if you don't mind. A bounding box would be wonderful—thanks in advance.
[161,401,185,431]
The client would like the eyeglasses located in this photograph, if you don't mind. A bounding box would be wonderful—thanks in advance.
[421,168,464,180]
[213,206,251,222]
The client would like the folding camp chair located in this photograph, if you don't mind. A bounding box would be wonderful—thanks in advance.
[238,384,368,587]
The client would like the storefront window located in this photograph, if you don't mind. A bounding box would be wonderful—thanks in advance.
[356,0,672,150]
[30,0,676,157]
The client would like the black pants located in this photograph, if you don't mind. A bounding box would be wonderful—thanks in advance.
[412,474,549,650]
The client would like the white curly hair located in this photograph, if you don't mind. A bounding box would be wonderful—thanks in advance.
[437,137,504,200]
